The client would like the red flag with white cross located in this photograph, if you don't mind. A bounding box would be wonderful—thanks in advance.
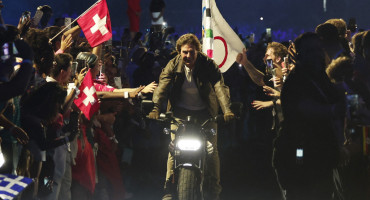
[74,69,100,120]
[77,0,112,47]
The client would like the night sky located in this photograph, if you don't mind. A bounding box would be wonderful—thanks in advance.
[2,0,369,41]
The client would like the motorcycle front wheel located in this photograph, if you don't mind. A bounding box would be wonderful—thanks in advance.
[177,167,200,200]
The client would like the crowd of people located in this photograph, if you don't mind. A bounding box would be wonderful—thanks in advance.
[1,0,370,200]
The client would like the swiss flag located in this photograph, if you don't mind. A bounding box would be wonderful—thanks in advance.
[74,69,100,120]
[77,0,112,47]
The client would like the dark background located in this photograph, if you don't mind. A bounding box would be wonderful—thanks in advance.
[2,0,369,41]
[2,1,369,199]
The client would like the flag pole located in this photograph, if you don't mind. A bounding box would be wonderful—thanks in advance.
[49,0,102,42]
[202,0,213,58]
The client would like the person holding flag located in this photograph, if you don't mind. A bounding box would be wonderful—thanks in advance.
[49,0,112,49]
[71,51,155,199]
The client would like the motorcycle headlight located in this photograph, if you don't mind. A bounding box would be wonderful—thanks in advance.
[177,139,201,151]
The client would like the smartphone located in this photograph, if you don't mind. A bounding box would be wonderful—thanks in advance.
[76,59,86,74]
[296,148,303,163]
[32,10,43,27]
[43,177,49,185]
[266,59,273,75]
[283,57,288,69]
[296,148,303,157]
[21,11,31,23]
[64,17,72,30]
[71,61,78,77]
[2,43,9,56]
[348,17,357,33]
[266,28,272,38]
[266,59,273,69]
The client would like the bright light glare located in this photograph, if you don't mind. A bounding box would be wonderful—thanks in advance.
[260,17,264,21]
[0,152,5,168]
[162,22,167,26]
[177,139,201,151]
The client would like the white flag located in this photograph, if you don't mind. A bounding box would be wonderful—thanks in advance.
[202,0,245,73]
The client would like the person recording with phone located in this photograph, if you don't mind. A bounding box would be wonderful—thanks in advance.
[0,38,34,175]
[236,41,287,131]
[0,4,34,178]
[41,53,85,200]
[272,32,346,200]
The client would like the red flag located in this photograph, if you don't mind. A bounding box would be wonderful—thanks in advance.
[74,69,100,120]
[77,0,112,47]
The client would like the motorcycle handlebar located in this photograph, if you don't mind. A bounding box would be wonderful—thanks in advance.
[146,112,224,127]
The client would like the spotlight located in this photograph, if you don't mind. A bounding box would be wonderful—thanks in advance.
[260,17,264,21]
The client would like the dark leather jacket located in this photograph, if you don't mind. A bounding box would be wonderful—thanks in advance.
[152,52,231,117]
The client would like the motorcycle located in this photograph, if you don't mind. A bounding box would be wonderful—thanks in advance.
[141,100,242,200]
[156,111,222,200]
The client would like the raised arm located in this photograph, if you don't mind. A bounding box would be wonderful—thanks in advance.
[236,48,265,86]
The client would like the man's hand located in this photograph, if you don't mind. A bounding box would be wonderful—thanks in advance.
[148,110,159,120]
[129,86,145,98]
[11,126,29,145]
[252,100,273,110]
[269,77,283,89]
[141,81,158,94]
[263,86,280,97]
[236,48,248,66]
[60,34,73,52]
[223,111,235,123]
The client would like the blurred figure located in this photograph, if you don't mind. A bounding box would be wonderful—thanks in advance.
[36,5,53,29]
[127,0,141,40]
[18,82,67,199]
[273,32,346,200]
[149,0,165,32]
[23,28,54,87]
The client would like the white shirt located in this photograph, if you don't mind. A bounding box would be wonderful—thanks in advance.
[46,76,57,82]
[176,66,206,110]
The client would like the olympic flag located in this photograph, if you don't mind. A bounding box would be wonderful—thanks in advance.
[202,0,245,73]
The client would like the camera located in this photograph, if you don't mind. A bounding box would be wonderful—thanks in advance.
[21,11,31,23]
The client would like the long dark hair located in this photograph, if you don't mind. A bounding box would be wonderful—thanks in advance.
[22,82,67,123]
